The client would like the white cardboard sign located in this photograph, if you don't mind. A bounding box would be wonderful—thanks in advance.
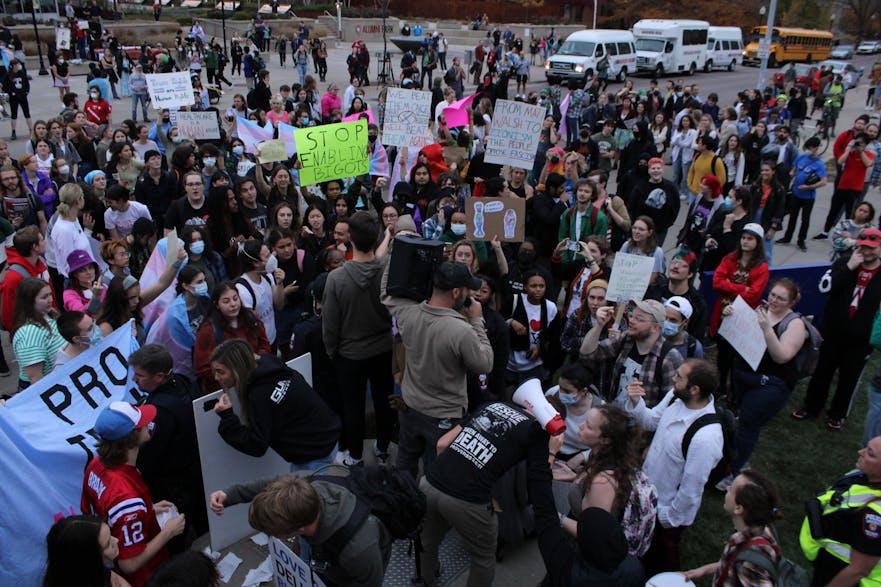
[718,296,767,371]
[146,71,195,110]
[604,253,655,303]
[382,88,433,149]
[483,99,546,168]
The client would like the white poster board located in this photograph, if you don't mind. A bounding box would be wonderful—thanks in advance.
[194,354,313,551]
[174,111,220,140]
[382,88,433,149]
[55,27,71,51]
[270,537,328,587]
[483,99,546,167]
[604,253,655,302]
[146,72,195,110]
[718,296,767,371]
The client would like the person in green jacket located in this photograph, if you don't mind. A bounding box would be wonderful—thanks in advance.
[557,178,608,263]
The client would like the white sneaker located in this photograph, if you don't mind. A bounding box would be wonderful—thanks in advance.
[374,444,391,465]
[333,449,350,465]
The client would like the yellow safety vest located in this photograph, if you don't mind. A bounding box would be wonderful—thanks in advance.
[800,472,881,586]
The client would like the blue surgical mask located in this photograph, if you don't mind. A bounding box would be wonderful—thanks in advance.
[661,320,681,337]
[203,157,217,168]
[88,326,103,346]
[232,145,245,156]
[558,391,579,405]
[724,196,734,208]
[450,223,467,236]
[172,135,184,144]
[189,240,205,255]
[193,282,209,297]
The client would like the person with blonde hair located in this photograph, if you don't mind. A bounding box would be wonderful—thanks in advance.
[50,183,93,282]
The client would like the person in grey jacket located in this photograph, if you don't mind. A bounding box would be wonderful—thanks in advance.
[209,473,390,587]
[129,64,150,123]
[322,212,395,465]
[381,259,494,478]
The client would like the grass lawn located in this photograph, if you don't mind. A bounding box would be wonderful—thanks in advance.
[678,352,878,584]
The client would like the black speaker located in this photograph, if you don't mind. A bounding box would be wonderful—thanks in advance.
[387,235,445,301]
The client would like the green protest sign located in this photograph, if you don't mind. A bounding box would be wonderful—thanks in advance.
[294,120,369,185]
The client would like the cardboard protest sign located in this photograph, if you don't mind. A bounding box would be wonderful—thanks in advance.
[604,253,655,302]
[55,27,71,51]
[294,120,369,185]
[258,140,289,164]
[718,295,767,371]
[484,99,546,168]
[146,71,195,110]
[382,88,433,149]
[271,537,327,587]
[174,110,220,140]
[465,197,525,242]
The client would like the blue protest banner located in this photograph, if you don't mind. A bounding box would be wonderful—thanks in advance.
[0,323,140,587]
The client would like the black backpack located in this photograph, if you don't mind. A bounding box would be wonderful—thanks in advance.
[309,465,426,565]
[443,66,457,86]
[681,405,738,487]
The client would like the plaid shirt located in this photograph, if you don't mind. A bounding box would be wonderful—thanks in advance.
[566,89,585,120]
[581,333,680,406]
[869,139,881,186]
[713,527,779,587]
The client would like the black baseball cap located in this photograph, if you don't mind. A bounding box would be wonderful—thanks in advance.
[433,261,482,291]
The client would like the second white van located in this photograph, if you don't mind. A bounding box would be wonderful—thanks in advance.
[706,26,744,71]
[545,29,637,86]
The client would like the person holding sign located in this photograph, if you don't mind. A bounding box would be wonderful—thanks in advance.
[715,278,806,492]
[618,216,666,285]
[580,299,682,407]
[709,223,769,397]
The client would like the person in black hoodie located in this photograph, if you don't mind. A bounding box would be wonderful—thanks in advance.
[468,274,510,410]
[211,338,341,470]
[527,431,645,587]
[628,157,680,248]
[132,344,207,549]
[290,273,335,413]
[616,120,657,194]
[531,172,569,260]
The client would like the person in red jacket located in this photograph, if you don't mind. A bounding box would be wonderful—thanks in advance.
[821,132,876,237]
[710,223,770,396]
[193,281,271,395]
[0,226,56,333]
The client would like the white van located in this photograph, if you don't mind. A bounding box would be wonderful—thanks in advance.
[632,19,709,76]
[545,30,637,86]
[706,26,743,71]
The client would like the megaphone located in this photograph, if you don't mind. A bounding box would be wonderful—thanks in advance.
[513,378,567,435]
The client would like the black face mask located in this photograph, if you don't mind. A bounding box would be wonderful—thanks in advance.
[368,135,378,143]
[162,117,170,124]
[517,250,535,267]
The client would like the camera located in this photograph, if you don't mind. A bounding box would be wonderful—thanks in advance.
[566,240,580,252]
[549,155,560,164]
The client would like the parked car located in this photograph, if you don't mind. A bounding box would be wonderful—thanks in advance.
[857,40,881,54]
[829,44,855,59]
[819,59,865,89]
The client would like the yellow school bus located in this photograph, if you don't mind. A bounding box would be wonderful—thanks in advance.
[743,26,833,67]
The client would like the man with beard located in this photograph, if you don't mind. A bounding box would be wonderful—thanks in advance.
[382,261,494,478]
[579,299,682,407]
[628,157,680,247]
[625,358,723,575]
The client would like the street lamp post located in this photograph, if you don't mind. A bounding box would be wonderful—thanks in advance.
[220,0,227,56]
[756,0,777,91]
[593,0,598,30]
[29,0,49,76]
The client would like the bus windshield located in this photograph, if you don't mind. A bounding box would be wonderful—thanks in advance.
[556,40,596,56]
[636,38,666,53]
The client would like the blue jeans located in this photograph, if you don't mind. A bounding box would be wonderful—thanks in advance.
[297,63,307,86]
[131,92,149,121]
[753,210,774,265]
[732,370,793,473]
[673,155,691,197]
[864,383,881,446]
[289,443,338,474]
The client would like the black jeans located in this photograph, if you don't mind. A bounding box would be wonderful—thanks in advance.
[802,335,870,419]
[334,351,395,459]
[783,197,815,243]
[396,406,462,479]
[824,189,861,232]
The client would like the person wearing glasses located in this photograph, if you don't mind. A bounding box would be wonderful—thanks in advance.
[579,298,683,408]
[164,171,210,236]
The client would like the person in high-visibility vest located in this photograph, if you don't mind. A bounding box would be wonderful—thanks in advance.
[800,436,881,586]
